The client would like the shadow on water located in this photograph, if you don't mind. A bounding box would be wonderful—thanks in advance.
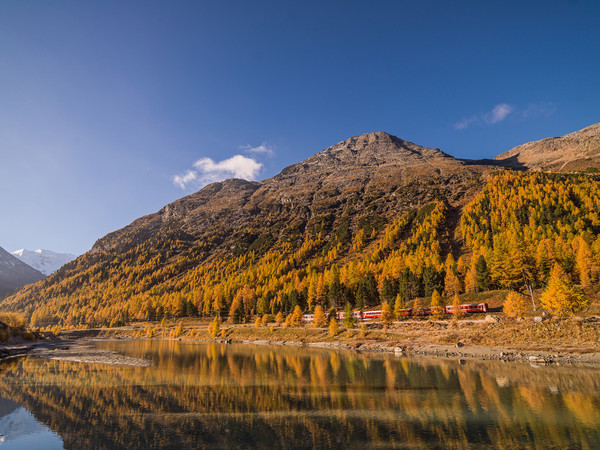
[0,340,598,449]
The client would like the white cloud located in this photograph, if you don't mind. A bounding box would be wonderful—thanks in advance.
[454,103,514,130]
[521,102,557,119]
[173,154,263,190]
[454,117,478,130]
[484,103,514,124]
[173,170,199,189]
[239,142,275,156]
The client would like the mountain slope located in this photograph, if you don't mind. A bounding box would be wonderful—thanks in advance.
[12,249,77,276]
[495,122,600,172]
[1,132,497,325]
[2,128,600,327]
[91,132,487,257]
[0,247,45,298]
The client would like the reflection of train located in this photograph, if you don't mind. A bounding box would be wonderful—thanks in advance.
[302,303,489,322]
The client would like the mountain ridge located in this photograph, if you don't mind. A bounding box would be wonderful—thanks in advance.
[12,249,77,277]
[2,123,600,326]
[0,247,45,298]
[495,122,600,171]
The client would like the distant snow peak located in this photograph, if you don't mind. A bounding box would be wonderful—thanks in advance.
[12,249,77,276]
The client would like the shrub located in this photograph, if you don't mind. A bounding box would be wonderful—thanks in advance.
[275,312,284,326]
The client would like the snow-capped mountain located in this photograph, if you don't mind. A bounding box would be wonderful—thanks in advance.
[12,249,77,276]
[0,247,44,297]
[0,401,64,449]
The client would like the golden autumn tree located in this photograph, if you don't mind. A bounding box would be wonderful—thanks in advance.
[430,289,443,319]
[313,305,326,328]
[444,254,462,297]
[540,265,587,317]
[451,293,463,320]
[328,316,339,337]
[503,291,527,319]
[208,316,220,338]
[275,311,284,326]
[380,302,394,327]
[290,305,304,326]
[574,236,595,287]
[393,294,405,319]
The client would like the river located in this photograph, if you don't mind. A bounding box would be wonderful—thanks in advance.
[0,340,598,448]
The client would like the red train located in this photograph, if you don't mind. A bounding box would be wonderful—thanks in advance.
[302,303,489,322]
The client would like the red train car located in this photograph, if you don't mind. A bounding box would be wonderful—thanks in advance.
[361,310,383,319]
[445,303,489,314]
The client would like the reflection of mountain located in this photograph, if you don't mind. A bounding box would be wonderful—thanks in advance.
[0,342,598,448]
[0,400,63,449]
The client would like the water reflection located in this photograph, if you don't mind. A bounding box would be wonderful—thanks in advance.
[0,398,63,449]
[0,340,598,448]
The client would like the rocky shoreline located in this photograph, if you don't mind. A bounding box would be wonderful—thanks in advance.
[219,337,600,367]
[4,323,600,368]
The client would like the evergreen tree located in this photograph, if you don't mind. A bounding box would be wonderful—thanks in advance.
[327,307,337,324]
[381,278,396,304]
[342,302,356,329]
[475,255,491,291]
[355,283,367,311]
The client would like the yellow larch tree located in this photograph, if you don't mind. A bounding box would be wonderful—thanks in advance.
[540,265,587,317]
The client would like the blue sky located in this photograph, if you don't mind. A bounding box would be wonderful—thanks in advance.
[1,0,599,255]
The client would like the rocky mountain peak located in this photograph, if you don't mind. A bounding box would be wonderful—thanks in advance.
[495,122,600,172]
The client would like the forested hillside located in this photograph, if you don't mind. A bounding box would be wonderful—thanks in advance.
[2,127,600,327]
[2,170,599,327]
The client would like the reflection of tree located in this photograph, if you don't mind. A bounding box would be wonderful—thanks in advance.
[0,342,598,448]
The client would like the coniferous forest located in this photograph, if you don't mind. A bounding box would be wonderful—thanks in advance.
[2,170,599,327]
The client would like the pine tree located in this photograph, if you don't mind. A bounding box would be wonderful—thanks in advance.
[475,255,491,291]
[342,302,356,328]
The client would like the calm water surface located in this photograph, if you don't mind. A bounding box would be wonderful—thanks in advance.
[0,340,598,449]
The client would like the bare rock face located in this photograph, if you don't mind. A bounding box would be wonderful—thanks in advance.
[0,246,45,298]
[495,122,600,172]
[90,132,493,257]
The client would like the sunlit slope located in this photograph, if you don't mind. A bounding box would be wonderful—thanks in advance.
[2,131,600,327]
